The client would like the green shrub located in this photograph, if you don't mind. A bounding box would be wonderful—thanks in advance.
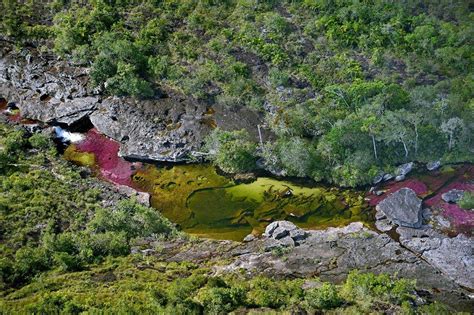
[28,133,51,149]
[305,283,344,310]
[459,191,474,210]
[204,129,257,174]
[342,270,415,305]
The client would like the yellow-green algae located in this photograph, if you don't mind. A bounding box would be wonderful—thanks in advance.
[63,145,96,168]
[64,146,371,241]
[131,165,370,241]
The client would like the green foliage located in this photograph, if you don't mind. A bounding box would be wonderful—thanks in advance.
[343,270,416,305]
[89,198,179,240]
[0,123,180,289]
[459,191,474,210]
[3,0,472,185]
[247,276,304,309]
[204,129,257,173]
[305,283,344,310]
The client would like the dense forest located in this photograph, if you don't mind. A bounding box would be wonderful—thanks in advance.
[1,0,473,186]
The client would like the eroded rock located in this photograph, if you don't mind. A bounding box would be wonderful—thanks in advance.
[376,188,422,228]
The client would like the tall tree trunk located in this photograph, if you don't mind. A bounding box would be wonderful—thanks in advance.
[371,134,378,160]
[402,141,409,157]
[414,126,418,156]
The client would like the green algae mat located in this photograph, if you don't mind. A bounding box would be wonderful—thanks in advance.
[132,164,371,241]
[65,140,371,241]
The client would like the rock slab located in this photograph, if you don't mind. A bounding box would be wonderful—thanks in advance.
[376,188,422,228]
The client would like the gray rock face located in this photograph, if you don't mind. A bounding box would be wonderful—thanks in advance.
[396,162,414,177]
[243,234,256,242]
[376,188,422,228]
[398,226,474,290]
[264,221,307,246]
[19,96,98,126]
[210,222,473,311]
[441,189,464,203]
[1,44,267,163]
[427,160,441,171]
[89,96,212,162]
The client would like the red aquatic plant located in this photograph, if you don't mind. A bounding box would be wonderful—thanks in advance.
[368,178,428,206]
[75,129,137,186]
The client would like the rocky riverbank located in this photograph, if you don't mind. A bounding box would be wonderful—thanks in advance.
[0,42,265,162]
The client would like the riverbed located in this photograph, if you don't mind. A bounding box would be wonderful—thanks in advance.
[61,128,372,240]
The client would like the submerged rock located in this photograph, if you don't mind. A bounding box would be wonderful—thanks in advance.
[441,189,464,203]
[376,188,422,228]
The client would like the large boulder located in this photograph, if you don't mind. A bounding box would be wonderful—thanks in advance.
[264,221,308,246]
[396,162,414,177]
[376,188,422,228]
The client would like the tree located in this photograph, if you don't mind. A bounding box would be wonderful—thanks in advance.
[440,117,464,151]
[381,111,412,158]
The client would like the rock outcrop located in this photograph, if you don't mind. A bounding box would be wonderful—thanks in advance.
[89,96,212,162]
[376,188,423,228]
[185,222,472,311]
[263,221,308,248]
[397,226,474,290]
[0,43,266,162]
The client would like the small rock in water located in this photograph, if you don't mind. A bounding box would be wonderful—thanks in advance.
[383,173,394,181]
[373,172,384,185]
[395,175,405,182]
[243,234,256,242]
[396,162,414,177]
[426,160,441,171]
[441,189,464,203]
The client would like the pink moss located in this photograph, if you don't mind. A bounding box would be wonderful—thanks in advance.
[441,203,474,235]
[425,181,474,207]
[368,178,428,206]
[75,129,137,186]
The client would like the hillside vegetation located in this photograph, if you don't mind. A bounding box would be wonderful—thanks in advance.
[1,0,472,187]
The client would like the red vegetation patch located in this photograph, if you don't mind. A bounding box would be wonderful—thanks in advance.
[368,178,428,206]
[75,129,137,186]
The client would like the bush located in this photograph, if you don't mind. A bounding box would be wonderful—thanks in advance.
[305,283,344,310]
[247,277,304,309]
[459,191,474,210]
[204,129,257,174]
[88,199,179,240]
[196,286,246,314]
[28,133,51,150]
[342,270,415,305]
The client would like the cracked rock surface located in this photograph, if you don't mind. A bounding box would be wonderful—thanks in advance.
[0,43,264,162]
[140,222,473,312]
[376,188,423,228]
